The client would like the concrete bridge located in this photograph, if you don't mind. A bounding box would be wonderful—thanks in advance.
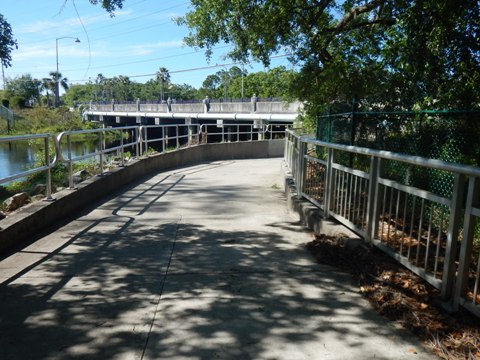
[83,97,302,127]
[0,139,435,359]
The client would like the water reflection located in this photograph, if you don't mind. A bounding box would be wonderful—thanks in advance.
[0,141,100,181]
[0,142,37,179]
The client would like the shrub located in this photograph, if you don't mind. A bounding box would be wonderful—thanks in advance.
[10,96,26,109]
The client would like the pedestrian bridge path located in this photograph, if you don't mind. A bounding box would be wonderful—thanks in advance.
[0,158,434,359]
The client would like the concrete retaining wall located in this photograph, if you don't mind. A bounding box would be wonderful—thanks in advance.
[0,140,285,253]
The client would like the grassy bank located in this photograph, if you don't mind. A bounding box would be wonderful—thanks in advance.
[0,106,96,135]
[0,106,104,209]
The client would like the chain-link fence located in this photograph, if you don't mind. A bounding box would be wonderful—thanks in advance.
[316,110,480,198]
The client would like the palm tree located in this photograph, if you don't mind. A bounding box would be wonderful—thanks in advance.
[43,71,69,107]
[156,67,170,101]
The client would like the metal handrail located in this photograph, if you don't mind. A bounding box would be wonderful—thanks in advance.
[285,128,480,318]
[139,124,200,154]
[0,133,54,199]
[55,126,140,188]
[0,124,288,202]
[288,129,480,177]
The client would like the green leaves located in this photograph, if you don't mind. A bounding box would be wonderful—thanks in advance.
[0,14,18,68]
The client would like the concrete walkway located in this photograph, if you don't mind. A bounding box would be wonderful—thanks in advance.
[0,158,436,360]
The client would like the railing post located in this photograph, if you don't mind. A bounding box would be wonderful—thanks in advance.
[135,127,140,157]
[176,125,180,149]
[296,138,307,200]
[144,126,149,155]
[454,176,479,309]
[162,126,166,153]
[120,131,125,167]
[45,136,53,200]
[67,134,75,188]
[98,131,104,176]
[365,156,381,243]
[441,173,467,300]
[324,147,334,216]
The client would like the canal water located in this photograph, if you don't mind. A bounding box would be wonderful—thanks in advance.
[0,141,98,182]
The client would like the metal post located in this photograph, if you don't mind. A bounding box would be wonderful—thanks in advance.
[45,136,53,200]
[297,139,307,200]
[55,37,80,107]
[67,134,74,188]
[176,125,180,149]
[324,148,334,216]
[365,156,381,243]
[135,127,140,157]
[454,176,479,309]
[441,173,467,300]
[144,126,149,155]
[162,127,166,153]
[120,131,125,167]
[98,131,104,175]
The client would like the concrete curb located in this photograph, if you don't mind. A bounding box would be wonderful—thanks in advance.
[282,162,360,240]
[0,140,284,253]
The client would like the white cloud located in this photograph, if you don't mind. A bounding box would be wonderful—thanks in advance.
[126,40,185,56]
[18,9,133,34]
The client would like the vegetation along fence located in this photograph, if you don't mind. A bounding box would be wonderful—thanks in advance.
[285,129,480,318]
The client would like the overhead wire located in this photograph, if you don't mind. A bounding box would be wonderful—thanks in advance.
[68,54,291,83]
[72,0,91,81]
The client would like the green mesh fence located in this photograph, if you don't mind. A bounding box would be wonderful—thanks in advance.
[316,110,480,198]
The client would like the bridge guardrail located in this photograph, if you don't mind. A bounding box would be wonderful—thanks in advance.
[0,123,288,203]
[285,129,480,318]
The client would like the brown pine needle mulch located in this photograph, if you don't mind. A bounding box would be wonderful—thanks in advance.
[306,234,480,360]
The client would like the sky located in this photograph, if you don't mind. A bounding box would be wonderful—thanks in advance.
[1,0,292,90]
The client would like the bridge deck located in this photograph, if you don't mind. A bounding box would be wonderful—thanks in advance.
[0,158,434,359]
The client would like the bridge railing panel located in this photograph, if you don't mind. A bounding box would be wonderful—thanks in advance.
[285,129,480,318]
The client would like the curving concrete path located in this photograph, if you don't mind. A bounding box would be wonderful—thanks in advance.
[0,158,437,359]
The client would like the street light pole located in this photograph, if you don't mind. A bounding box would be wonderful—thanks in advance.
[55,37,80,107]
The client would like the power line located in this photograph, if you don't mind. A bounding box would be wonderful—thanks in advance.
[69,54,291,83]
[72,0,91,82]
[18,2,188,46]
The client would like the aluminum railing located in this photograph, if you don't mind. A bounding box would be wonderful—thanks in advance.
[139,124,200,154]
[1,123,286,200]
[55,126,140,189]
[285,129,480,318]
[0,134,55,199]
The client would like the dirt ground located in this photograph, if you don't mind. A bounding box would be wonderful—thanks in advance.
[306,234,480,360]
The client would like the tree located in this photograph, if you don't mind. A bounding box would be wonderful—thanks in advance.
[5,74,42,105]
[156,67,170,101]
[176,0,479,112]
[0,14,17,69]
[44,72,69,107]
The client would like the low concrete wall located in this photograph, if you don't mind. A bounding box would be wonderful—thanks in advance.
[282,163,360,240]
[0,140,285,253]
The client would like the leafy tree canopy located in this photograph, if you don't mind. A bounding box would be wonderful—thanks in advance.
[176,0,479,111]
[0,14,17,68]
[4,74,42,105]
[89,0,479,112]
